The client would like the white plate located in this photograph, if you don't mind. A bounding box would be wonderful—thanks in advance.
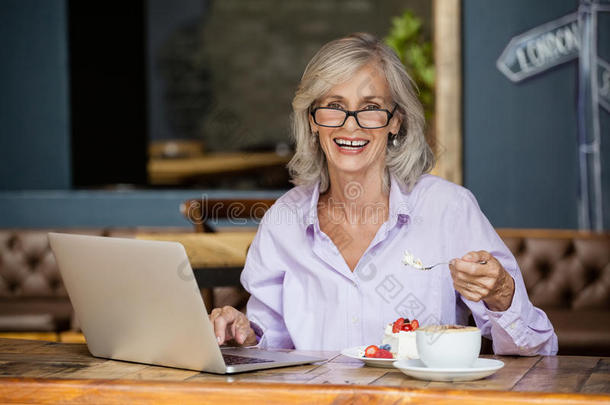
[341,345,397,368]
[393,358,505,381]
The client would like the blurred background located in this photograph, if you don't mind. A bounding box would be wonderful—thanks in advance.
[0,0,607,229]
[0,0,434,227]
[0,0,608,352]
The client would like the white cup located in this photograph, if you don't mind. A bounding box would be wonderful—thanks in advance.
[415,325,481,368]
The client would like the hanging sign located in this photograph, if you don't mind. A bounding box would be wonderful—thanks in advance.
[496,2,609,231]
[497,13,580,82]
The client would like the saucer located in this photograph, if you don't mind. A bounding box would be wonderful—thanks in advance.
[341,346,397,368]
[393,358,504,381]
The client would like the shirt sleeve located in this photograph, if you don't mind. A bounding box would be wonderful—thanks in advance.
[240,216,294,349]
[449,188,558,356]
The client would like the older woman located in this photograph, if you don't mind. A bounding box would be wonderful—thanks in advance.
[210,33,558,355]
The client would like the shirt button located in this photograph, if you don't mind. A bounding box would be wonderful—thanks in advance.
[352,281,358,288]
[352,316,359,324]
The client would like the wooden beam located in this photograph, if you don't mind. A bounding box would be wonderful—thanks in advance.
[433,0,462,185]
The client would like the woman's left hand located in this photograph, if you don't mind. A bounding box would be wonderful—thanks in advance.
[449,250,515,311]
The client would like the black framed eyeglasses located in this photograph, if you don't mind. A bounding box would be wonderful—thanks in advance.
[310,104,398,129]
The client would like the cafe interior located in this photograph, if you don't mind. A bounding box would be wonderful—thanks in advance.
[0,0,609,403]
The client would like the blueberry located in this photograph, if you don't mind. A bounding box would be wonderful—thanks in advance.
[379,344,391,351]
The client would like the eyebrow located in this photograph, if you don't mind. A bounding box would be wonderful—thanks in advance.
[324,95,386,102]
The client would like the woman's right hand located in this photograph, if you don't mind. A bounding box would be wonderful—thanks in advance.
[209,306,257,346]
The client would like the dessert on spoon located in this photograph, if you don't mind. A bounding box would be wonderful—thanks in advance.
[402,251,486,271]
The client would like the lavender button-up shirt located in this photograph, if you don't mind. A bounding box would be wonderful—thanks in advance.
[241,174,558,355]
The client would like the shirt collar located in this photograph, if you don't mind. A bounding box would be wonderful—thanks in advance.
[303,181,320,229]
[388,173,411,226]
[303,173,411,231]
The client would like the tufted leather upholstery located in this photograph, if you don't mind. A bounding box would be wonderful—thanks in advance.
[0,228,247,332]
[1,228,608,354]
[499,230,610,310]
[497,229,610,355]
[0,230,112,331]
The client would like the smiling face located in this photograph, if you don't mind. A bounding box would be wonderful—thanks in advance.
[310,62,402,181]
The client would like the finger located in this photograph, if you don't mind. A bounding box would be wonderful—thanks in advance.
[476,250,493,264]
[214,309,240,345]
[231,320,239,343]
[209,307,222,323]
[460,288,482,302]
[453,279,482,302]
[224,306,244,340]
[452,258,482,276]
[213,315,228,344]
[234,323,245,345]
[224,320,236,344]
[460,276,494,301]
[458,278,481,294]
[221,306,239,326]
[449,261,475,287]
[220,306,239,321]
[461,251,481,262]
[234,316,248,344]
[209,308,222,341]
[237,317,255,345]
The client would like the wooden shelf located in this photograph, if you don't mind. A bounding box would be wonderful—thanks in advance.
[148,152,291,185]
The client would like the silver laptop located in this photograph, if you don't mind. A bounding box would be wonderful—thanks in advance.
[48,232,324,374]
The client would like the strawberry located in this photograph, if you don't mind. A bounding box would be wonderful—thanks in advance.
[411,319,419,330]
[374,349,393,359]
[392,318,404,333]
[401,323,413,332]
[364,345,379,358]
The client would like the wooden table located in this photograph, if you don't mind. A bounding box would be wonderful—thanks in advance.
[0,338,608,404]
[136,232,256,269]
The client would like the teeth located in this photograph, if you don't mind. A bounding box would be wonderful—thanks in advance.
[334,139,369,147]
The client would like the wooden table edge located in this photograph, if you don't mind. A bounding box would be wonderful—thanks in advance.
[1,377,608,405]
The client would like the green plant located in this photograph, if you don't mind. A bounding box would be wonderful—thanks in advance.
[384,10,435,122]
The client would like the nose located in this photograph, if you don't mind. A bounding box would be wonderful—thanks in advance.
[343,114,359,131]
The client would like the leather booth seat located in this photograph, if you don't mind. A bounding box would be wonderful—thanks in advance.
[0,228,608,355]
[497,229,610,355]
[0,228,245,333]
[0,230,120,332]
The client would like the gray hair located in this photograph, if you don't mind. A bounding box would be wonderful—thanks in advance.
[287,32,434,193]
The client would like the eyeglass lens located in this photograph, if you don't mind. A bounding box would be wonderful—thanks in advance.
[314,109,389,128]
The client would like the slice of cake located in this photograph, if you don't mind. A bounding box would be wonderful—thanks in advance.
[381,318,419,360]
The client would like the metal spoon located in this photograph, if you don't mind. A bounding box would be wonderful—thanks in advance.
[418,260,488,271]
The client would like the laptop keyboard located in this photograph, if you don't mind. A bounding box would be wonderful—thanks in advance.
[222,353,274,366]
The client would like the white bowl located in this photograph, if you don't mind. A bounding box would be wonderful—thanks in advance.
[415,325,481,369]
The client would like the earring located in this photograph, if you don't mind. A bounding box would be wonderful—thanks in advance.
[389,132,398,147]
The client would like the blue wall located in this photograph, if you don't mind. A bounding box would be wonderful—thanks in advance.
[0,0,71,190]
[463,0,582,229]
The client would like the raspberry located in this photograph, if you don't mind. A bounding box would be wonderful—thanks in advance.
[375,349,393,359]
[392,318,404,333]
